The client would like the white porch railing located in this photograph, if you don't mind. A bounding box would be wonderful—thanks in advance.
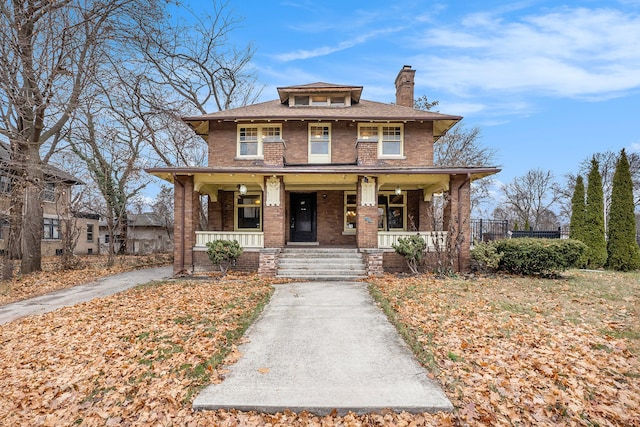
[378,231,448,250]
[195,231,264,248]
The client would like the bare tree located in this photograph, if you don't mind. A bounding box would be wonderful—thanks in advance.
[67,75,151,266]
[434,125,499,215]
[0,0,159,274]
[127,1,262,167]
[499,169,561,230]
[415,95,499,216]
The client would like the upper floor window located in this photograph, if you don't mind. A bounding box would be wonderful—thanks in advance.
[87,224,94,242]
[358,123,404,157]
[43,182,55,202]
[237,124,281,158]
[308,124,331,163]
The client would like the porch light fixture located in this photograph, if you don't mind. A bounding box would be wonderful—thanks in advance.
[395,186,402,195]
[238,184,247,195]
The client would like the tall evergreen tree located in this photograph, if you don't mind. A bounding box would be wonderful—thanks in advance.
[606,149,640,271]
[570,175,586,239]
[584,158,608,268]
[569,175,587,266]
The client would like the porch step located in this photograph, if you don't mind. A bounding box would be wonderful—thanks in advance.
[276,248,367,281]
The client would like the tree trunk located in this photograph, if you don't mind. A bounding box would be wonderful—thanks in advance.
[21,180,43,274]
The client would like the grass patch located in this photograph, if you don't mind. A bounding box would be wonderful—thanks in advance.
[369,284,439,373]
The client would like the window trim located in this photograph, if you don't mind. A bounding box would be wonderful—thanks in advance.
[43,217,61,240]
[344,192,357,233]
[308,123,331,164]
[378,191,407,231]
[234,191,263,231]
[236,124,282,159]
[357,123,404,158]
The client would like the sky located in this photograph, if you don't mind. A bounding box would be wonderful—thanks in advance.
[178,0,640,213]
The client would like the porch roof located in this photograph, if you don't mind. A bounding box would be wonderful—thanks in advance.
[146,165,500,196]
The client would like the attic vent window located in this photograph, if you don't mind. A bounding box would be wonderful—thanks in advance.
[291,94,347,107]
[294,96,309,106]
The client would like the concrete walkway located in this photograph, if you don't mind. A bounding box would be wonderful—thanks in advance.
[0,266,172,325]
[193,281,453,415]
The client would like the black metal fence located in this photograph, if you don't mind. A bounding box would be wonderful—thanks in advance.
[472,219,640,248]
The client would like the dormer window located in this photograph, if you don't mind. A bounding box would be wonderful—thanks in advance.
[290,94,349,107]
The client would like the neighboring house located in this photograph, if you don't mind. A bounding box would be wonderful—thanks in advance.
[99,213,173,255]
[0,142,97,257]
[73,213,101,255]
[147,66,500,276]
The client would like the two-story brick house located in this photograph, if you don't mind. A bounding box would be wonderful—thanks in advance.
[147,66,499,276]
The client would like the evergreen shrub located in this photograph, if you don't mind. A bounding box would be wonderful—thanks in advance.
[494,238,586,276]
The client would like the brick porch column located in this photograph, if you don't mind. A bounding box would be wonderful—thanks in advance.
[262,175,285,248]
[445,174,472,272]
[356,176,378,249]
[173,175,200,275]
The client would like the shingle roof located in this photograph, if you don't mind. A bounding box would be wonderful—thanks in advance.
[184,99,462,139]
[0,142,83,184]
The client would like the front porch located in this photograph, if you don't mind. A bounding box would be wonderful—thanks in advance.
[147,165,488,276]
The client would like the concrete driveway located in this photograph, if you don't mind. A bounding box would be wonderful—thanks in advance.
[193,281,453,415]
[0,266,172,325]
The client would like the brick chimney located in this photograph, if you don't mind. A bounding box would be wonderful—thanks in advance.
[395,65,415,108]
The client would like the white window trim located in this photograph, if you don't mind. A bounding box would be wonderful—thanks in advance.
[234,191,263,231]
[344,191,357,233]
[308,123,331,164]
[236,124,282,159]
[357,123,404,158]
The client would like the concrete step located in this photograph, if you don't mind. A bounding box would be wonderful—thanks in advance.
[276,248,366,281]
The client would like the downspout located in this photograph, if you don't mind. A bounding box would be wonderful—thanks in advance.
[457,173,472,271]
[173,174,186,275]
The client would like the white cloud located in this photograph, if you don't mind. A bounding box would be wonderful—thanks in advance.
[413,7,640,99]
[274,26,403,62]
[630,142,640,153]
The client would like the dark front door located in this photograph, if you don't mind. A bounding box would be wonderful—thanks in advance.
[290,192,317,242]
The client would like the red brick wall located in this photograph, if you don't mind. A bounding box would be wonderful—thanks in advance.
[316,191,357,246]
[205,120,433,167]
[207,192,222,231]
[193,250,260,273]
[263,176,285,248]
[357,141,378,166]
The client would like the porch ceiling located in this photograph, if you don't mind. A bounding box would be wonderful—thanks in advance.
[146,165,500,196]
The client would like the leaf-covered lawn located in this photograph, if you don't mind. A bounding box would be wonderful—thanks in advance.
[0,270,638,426]
[370,270,640,426]
[0,254,172,306]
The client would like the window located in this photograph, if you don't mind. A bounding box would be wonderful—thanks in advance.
[378,192,406,231]
[105,234,110,243]
[382,126,403,156]
[358,124,404,157]
[235,193,262,230]
[43,218,60,240]
[291,95,347,107]
[237,124,281,158]
[43,182,55,202]
[0,175,12,193]
[344,193,357,231]
[308,123,331,163]
[87,224,94,242]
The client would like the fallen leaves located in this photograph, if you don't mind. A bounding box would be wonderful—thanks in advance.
[369,270,640,426]
[1,268,638,426]
[0,254,172,306]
